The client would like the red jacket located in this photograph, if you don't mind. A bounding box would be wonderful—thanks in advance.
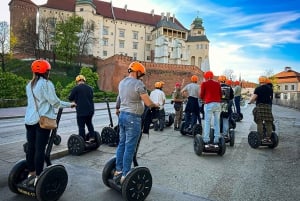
[200,80,222,104]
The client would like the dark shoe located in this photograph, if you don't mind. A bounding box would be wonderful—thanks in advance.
[160,128,164,131]
[22,175,36,187]
[113,171,122,184]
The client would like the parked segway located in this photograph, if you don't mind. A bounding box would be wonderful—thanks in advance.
[248,120,278,149]
[180,111,202,136]
[101,97,119,146]
[67,130,101,156]
[8,108,68,201]
[231,100,243,122]
[194,127,226,156]
[102,107,158,201]
[164,112,175,127]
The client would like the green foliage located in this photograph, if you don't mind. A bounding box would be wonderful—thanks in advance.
[0,71,28,107]
[54,15,84,64]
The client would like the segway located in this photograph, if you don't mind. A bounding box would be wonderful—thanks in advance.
[101,97,119,146]
[220,111,235,147]
[231,100,243,122]
[67,130,101,156]
[180,121,202,136]
[8,108,68,201]
[248,120,278,149]
[102,107,158,201]
[194,128,226,156]
[164,112,175,127]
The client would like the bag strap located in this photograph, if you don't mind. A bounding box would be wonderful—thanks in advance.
[31,86,41,117]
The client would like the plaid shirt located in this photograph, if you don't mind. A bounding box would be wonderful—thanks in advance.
[252,103,274,123]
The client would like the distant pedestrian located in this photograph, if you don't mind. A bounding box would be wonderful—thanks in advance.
[150,81,166,131]
[69,75,95,142]
[172,82,184,131]
[233,81,242,116]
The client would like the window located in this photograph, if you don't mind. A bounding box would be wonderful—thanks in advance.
[133,31,138,40]
[146,44,151,51]
[291,85,295,90]
[133,42,138,49]
[119,40,125,48]
[285,85,288,90]
[146,55,150,60]
[103,51,107,56]
[103,26,108,35]
[80,8,84,11]
[146,34,151,41]
[133,53,137,60]
[119,29,125,37]
[103,38,108,46]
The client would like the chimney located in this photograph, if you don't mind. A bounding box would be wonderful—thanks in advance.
[151,9,154,17]
[166,12,170,21]
[161,12,164,20]
[173,14,175,23]
[285,66,291,72]
[124,4,127,11]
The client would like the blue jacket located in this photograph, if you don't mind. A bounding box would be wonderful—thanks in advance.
[25,77,72,125]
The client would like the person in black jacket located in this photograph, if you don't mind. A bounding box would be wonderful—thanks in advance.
[218,75,234,137]
[69,75,95,142]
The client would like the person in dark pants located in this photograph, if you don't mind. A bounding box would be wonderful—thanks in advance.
[249,76,274,142]
[233,81,242,115]
[24,59,76,187]
[69,75,95,142]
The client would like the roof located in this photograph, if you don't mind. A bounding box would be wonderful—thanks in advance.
[40,0,187,30]
[9,0,37,6]
[274,68,300,84]
[187,35,209,42]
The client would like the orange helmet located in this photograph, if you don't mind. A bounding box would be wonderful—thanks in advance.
[218,75,227,82]
[160,81,165,85]
[76,75,86,82]
[191,75,198,82]
[204,71,214,79]
[154,81,162,88]
[225,79,232,85]
[31,59,51,74]
[128,61,146,74]
[234,81,240,85]
[259,76,267,83]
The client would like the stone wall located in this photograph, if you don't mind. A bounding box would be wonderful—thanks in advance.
[96,55,204,96]
[273,92,300,110]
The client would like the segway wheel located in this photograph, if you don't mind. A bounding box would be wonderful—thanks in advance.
[248,131,261,149]
[122,167,152,201]
[192,124,202,136]
[53,135,61,146]
[193,134,204,156]
[239,113,243,121]
[229,117,236,129]
[67,134,85,156]
[101,127,117,144]
[165,113,175,127]
[8,159,28,194]
[94,131,102,149]
[217,137,226,156]
[102,157,116,188]
[180,122,187,135]
[229,130,235,147]
[231,113,240,122]
[268,132,279,149]
[36,165,68,201]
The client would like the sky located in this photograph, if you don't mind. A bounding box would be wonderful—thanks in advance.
[1,0,300,83]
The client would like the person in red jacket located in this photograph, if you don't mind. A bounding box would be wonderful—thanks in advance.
[200,71,222,145]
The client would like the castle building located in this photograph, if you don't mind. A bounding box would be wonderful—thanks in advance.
[9,0,210,70]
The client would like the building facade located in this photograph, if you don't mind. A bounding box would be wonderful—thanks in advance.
[9,0,210,70]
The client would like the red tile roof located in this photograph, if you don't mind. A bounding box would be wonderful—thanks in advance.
[41,0,187,29]
[274,69,300,84]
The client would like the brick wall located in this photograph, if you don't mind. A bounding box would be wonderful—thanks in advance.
[96,55,204,96]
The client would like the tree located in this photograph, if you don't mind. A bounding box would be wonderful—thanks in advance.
[54,15,84,64]
[38,17,56,60]
[222,69,236,81]
[77,20,96,66]
[0,21,9,72]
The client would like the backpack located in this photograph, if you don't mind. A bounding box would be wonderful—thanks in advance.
[221,85,231,101]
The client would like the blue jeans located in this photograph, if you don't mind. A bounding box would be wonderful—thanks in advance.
[203,102,221,143]
[116,111,141,176]
[222,117,229,134]
[234,96,241,114]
